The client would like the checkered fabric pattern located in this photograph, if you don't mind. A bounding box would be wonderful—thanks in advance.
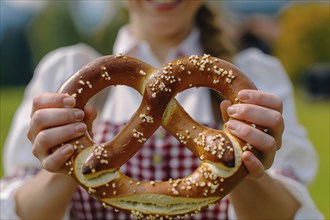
[70,121,230,219]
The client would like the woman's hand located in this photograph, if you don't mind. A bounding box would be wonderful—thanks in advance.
[28,93,97,173]
[220,89,284,179]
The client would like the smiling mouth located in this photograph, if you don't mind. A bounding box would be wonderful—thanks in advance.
[146,0,182,10]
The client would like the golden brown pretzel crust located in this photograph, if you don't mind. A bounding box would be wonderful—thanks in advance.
[58,54,258,219]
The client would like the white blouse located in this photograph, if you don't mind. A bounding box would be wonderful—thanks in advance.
[1,25,323,219]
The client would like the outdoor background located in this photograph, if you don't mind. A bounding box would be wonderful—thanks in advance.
[1,1,329,218]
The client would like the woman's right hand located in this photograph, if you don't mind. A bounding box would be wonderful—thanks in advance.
[28,93,96,173]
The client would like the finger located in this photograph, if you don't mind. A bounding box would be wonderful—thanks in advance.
[84,104,97,135]
[226,104,284,148]
[238,90,283,113]
[220,100,232,123]
[31,93,76,117]
[28,108,85,142]
[226,103,284,130]
[225,119,277,169]
[42,144,75,172]
[242,151,265,179]
[32,122,87,160]
[226,120,277,152]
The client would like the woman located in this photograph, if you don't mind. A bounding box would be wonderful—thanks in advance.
[1,1,322,219]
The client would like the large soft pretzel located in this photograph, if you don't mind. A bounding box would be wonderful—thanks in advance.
[58,54,259,219]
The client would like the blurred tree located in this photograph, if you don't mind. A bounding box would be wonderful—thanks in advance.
[0,1,36,86]
[27,2,128,67]
[1,1,130,86]
[89,6,128,56]
[274,3,330,81]
[0,26,33,86]
[27,1,82,67]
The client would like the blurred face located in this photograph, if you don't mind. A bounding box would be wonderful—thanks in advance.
[126,0,204,40]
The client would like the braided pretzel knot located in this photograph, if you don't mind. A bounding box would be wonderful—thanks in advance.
[58,54,258,219]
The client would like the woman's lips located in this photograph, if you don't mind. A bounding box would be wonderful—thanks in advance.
[146,0,182,11]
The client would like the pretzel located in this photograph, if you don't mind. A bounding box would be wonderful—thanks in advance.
[58,54,258,219]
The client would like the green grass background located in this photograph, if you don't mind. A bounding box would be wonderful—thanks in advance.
[0,86,329,218]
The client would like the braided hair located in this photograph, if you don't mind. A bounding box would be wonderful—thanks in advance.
[196,4,236,126]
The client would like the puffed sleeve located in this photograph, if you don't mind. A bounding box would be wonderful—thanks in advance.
[229,48,323,219]
[1,43,100,219]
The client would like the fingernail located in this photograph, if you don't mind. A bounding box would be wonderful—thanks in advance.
[63,97,75,107]
[239,91,250,102]
[75,123,86,133]
[227,106,237,116]
[74,110,85,121]
[227,120,239,131]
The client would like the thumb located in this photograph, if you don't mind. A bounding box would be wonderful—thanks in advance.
[84,104,97,136]
[220,100,232,123]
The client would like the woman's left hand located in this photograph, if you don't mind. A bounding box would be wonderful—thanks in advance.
[220,89,284,179]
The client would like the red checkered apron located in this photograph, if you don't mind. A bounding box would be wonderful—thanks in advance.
[70,121,229,219]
